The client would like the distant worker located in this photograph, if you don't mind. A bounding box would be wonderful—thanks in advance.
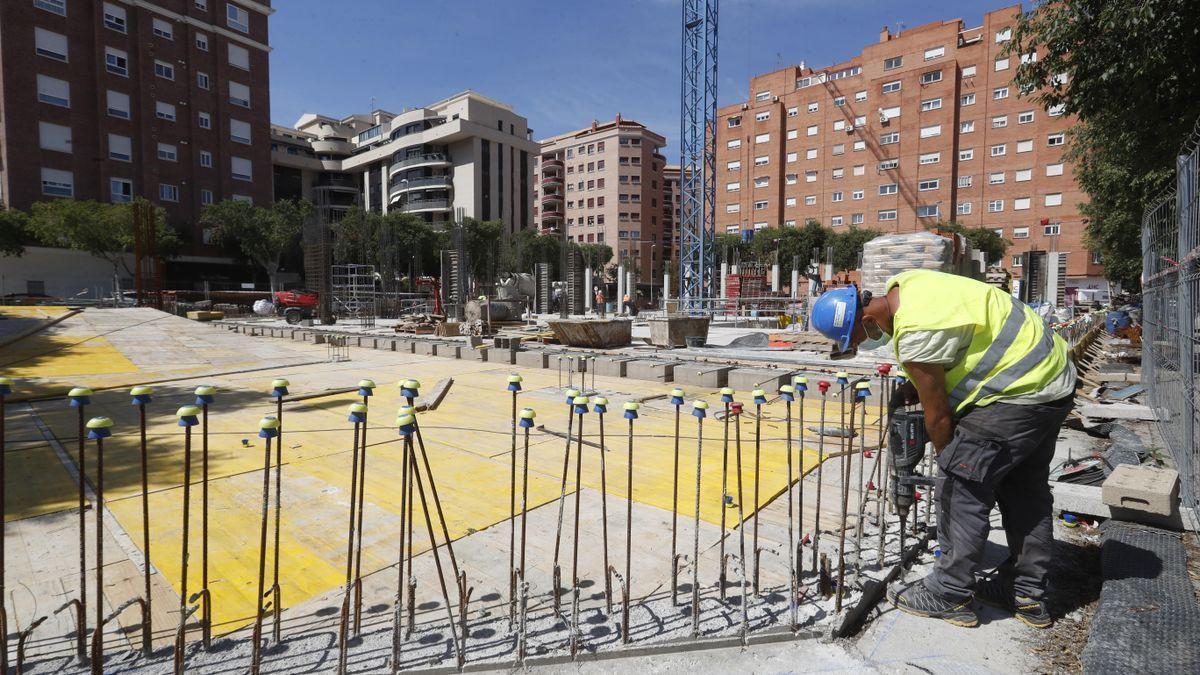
[594,287,606,317]
[809,269,1076,628]
[552,286,563,313]
[622,292,637,317]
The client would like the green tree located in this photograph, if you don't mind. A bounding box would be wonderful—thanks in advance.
[713,232,747,265]
[745,220,831,278]
[0,208,30,257]
[330,206,381,266]
[829,227,880,272]
[1010,0,1200,289]
[462,218,505,285]
[203,198,312,291]
[27,198,177,279]
[929,221,1011,265]
[575,243,614,271]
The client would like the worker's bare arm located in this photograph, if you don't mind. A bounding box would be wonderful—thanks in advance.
[902,361,954,451]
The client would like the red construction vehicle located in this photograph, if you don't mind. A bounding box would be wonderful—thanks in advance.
[273,289,320,324]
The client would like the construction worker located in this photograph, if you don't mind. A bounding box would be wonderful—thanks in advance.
[594,287,606,317]
[809,269,1076,628]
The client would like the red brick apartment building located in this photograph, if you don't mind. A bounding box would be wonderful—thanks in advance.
[716,5,1103,286]
[0,0,274,286]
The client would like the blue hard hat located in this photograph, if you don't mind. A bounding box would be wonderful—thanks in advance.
[810,285,860,353]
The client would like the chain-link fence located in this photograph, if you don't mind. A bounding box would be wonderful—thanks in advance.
[1141,133,1200,526]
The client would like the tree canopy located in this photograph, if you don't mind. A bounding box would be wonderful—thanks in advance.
[202,198,312,289]
[929,221,1011,265]
[26,199,177,277]
[1010,0,1200,288]
[0,209,30,257]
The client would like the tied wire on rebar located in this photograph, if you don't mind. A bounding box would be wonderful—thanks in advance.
[1141,118,1200,531]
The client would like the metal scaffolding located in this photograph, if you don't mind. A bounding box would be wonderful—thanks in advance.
[678,0,719,311]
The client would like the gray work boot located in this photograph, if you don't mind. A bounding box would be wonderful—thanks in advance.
[975,575,1052,629]
[887,582,979,627]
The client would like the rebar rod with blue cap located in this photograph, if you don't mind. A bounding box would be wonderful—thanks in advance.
[751,389,767,593]
[568,395,588,660]
[551,387,580,614]
[0,376,10,673]
[250,416,278,675]
[338,402,367,674]
[591,396,612,613]
[718,387,734,599]
[69,386,92,663]
[128,386,155,647]
[517,408,535,581]
[852,380,872,586]
[669,387,685,604]
[506,375,522,623]
[268,379,288,644]
[813,379,831,577]
[85,416,111,675]
[621,401,639,644]
[396,379,460,582]
[793,375,808,580]
[689,400,708,637]
[352,381,374,636]
[834,379,866,614]
[779,383,799,628]
[174,405,201,666]
[194,385,216,649]
[391,410,416,674]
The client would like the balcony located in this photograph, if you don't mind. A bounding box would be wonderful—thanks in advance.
[541,158,563,175]
[541,208,564,220]
[389,175,452,201]
[399,198,452,213]
[540,192,564,207]
[541,175,563,188]
[391,153,451,173]
[313,176,359,193]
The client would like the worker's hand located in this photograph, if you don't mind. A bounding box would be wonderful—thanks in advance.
[894,380,919,407]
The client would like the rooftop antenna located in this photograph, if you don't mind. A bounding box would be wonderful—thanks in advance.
[370,96,377,111]
[894,21,905,36]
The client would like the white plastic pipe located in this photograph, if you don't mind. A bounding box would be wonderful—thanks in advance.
[584,267,593,312]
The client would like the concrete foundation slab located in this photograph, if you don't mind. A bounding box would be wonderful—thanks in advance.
[464,346,489,361]
[434,343,461,358]
[415,341,437,356]
[728,368,789,392]
[593,356,636,378]
[515,350,549,369]
[673,363,732,388]
[626,359,676,383]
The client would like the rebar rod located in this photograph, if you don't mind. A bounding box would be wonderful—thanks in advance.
[733,405,747,609]
[670,400,681,604]
[76,405,87,663]
[785,398,796,629]
[835,391,854,613]
[272,399,283,644]
[337,421,361,675]
[752,401,762,594]
[551,403,575,613]
[138,403,152,655]
[719,401,730,599]
[353,400,369,634]
[690,414,704,637]
[570,409,585,651]
[201,401,211,648]
[623,415,634,642]
[250,435,272,675]
[90,435,105,675]
[179,425,194,653]
[599,410,612,613]
[408,437,464,667]
[508,390,518,622]
[812,390,827,574]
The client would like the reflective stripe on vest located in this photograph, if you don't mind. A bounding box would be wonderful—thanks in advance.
[946,296,1029,411]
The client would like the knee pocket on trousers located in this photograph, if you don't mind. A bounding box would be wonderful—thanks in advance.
[937,427,1004,485]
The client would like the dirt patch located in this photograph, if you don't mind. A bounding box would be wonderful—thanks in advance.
[1028,530,1102,673]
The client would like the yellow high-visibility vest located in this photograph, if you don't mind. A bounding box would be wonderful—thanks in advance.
[887,270,1070,413]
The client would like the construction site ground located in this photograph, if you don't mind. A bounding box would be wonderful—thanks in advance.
[0,306,1114,673]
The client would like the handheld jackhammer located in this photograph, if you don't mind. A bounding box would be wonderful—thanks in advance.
[887,398,937,551]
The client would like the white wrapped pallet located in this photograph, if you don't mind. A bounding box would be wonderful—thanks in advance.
[860,231,953,295]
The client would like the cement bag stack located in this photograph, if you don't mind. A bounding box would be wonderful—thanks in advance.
[860,231,953,295]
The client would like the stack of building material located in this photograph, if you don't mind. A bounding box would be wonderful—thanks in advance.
[860,231,957,295]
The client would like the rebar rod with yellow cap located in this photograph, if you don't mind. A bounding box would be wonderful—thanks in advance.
[689,399,708,637]
[194,384,217,649]
[176,404,201,658]
[621,401,639,644]
[718,386,734,600]
[591,395,612,613]
[68,386,92,663]
[669,387,685,605]
[506,374,522,623]
[250,415,278,675]
[550,387,579,614]
[268,378,289,644]
[85,415,112,675]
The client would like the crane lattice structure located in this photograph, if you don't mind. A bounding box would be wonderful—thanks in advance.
[678,0,719,311]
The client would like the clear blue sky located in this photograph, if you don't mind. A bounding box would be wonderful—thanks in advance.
[270,0,1015,158]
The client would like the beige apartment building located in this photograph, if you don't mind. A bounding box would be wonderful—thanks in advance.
[716,5,1103,288]
[535,116,670,284]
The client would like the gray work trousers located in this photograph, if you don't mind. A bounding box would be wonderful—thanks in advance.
[923,395,1074,602]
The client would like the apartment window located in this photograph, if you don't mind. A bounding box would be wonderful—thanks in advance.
[39,122,71,153]
[882,80,901,94]
[832,143,845,155]
[726,204,740,213]
[1013,197,1031,211]
[832,167,844,179]
[805,195,817,205]
[960,121,975,133]
[1047,133,1065,146]
[37,75,70,108]
[153,18,174,40]
[879,184,898,196]
[103,3,126,32]
[1011,255,1023,268]
[853,165,865,176]
[1018,111,1035,125]
[919,125,942,139]
[852,213,864,225]
[855,90,867,102]
[754,133,770,143]
[198,112,212,129]
[990,144,1007,157]
[35,28,68,62]
[41,167,73,197]
[917,204,939,218]
[231,156,252,181]
[833,96,845,107]
[805,171,818,183]
[852,189,864,200]
[1045,193,1064,206]
[957,202,972,215]
[854,115,866,127]
[753,200,768,210]
[806,148,818,160]
[1013,227,1030,239]
[1048,103,1066,117]
[924,46,945,61]
[1092,251,1103,264]
[883,56,903,70]
[993,87,1010,100]
[878,209,897,221]
[221,76,251,105]
[960,148,975,161]
[197,72,210,89]
[726,160,741,171]
[227,3,249,32]
[110,178,133,204]
[196,33,209,51]
[833,120,846,131]
[753,176,769,188]
[755,111,770,122]
[962,65,977,78]
[105,47,128,76]
[808,102,819,113]
[1015,168,1032,182]
[918,179,939,192]
[753,156,768,167]
[784,219,797,227]
[919,152,940,165]
[755,90,772,102]
[920,70,942,84]
[989,172,1005,185]
[727,139,741,149]
[992,115,1008,129]
[156,101,176,121]
[1046,163,1064,177]
[958,175,973,188]
[752,221,767,230]
[880,132,899,145]
[1044,223,1061,235]
[35,0,66,15]
[831,215,844,226]
[831,191,844,203]
[879,159,898,170]
[726,182,740,192]
[987,199,1004,213]
[784,197,797,208]
[961,93,976,106]
[996,27,1012,43]
[921,98,942,112]
[157,143,177,161]
[807,125,818,137]
[880,105,900,121]
[159,183,179,202]
[200,150,213,168]
[785,173,798,185]
[787,129,799,140]
[994,57,1010,72]
[105,133,131,161]
[228,43,250,70]
[1016,139,1033,154]
[853,140,866,151]
[727,116,741,128]
[786,107,798,117]
[786,152,798,163]
[154,60,175,80]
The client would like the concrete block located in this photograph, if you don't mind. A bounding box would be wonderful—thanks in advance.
[673,363,732,388]
[1079,403,1161,421]
[394,339,414,353]
[434,343,461,359]
[626,360,676,383]
[727,368,788,392]
[415,341,437,356]
[592,356,636,378]
[1103,465,1179,517]
[515,350,549,369]
[464,346,488,361]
